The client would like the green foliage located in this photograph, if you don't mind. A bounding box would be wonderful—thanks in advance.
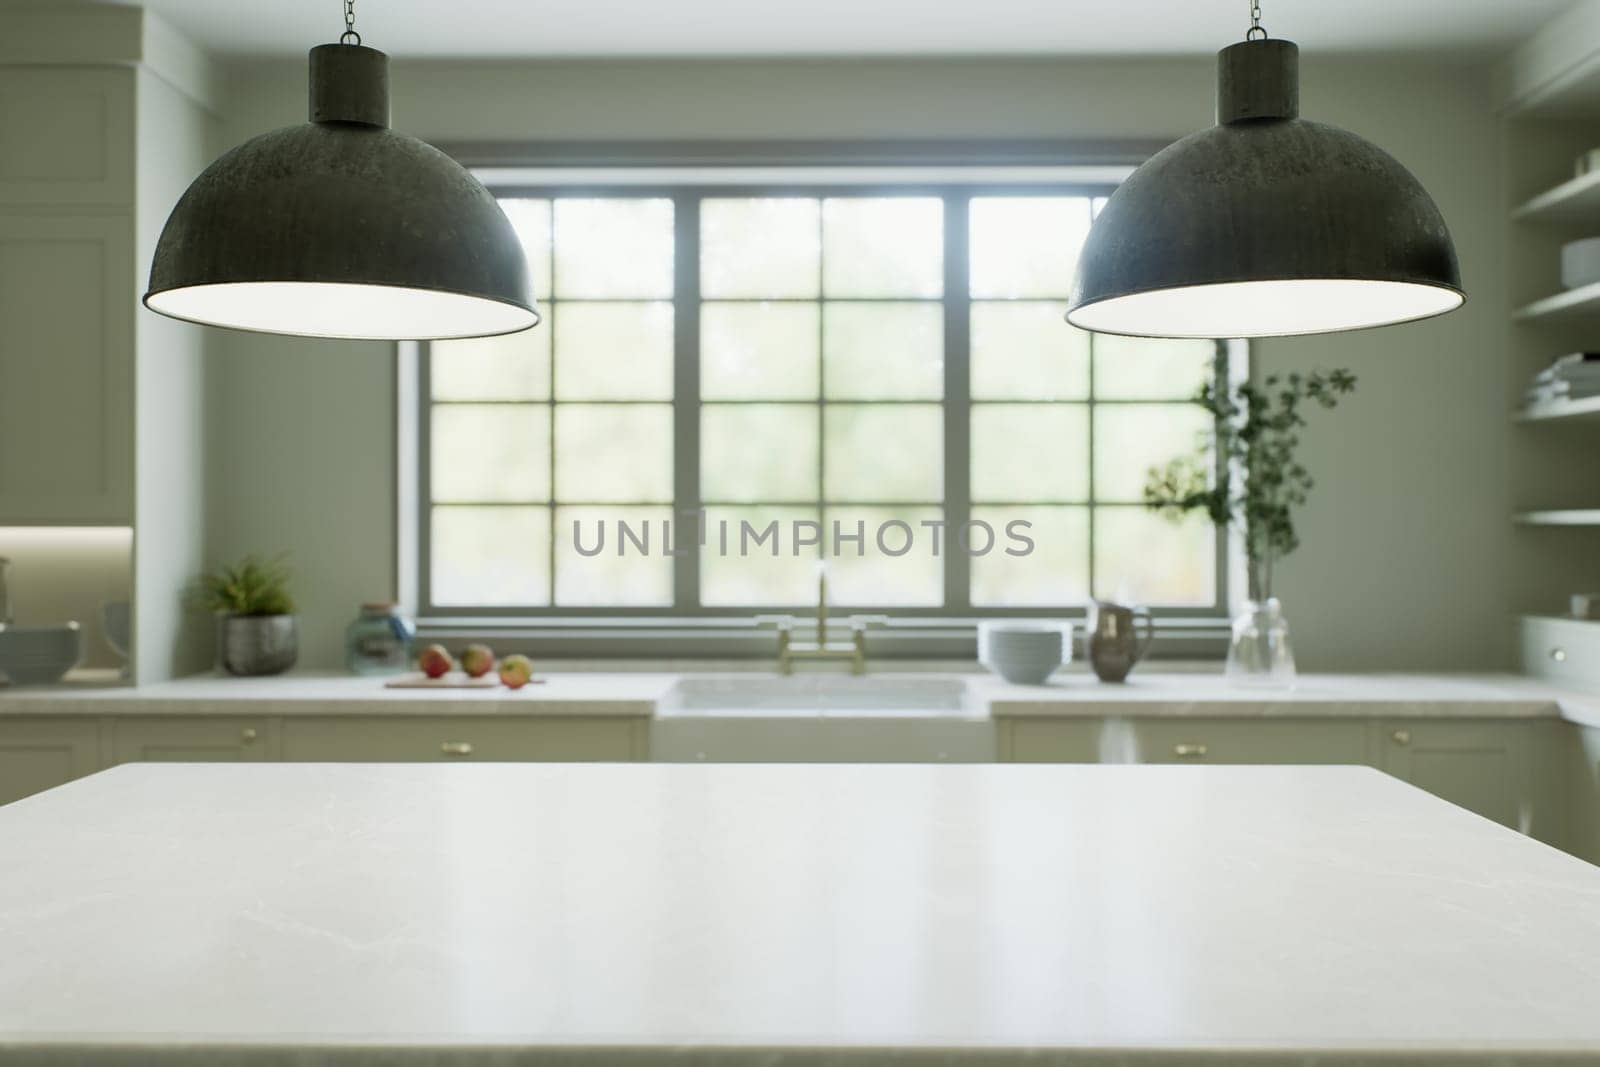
[1144,364,1356,599]
[200,554,295,617]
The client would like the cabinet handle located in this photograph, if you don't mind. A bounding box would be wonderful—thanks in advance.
[1173,743,1207,758]
[440,740,474,757]
[240,728,257,744]
[1391,729,1411,745]
[1550,646,1568,663]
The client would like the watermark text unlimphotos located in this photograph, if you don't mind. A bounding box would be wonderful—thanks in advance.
[572,512,1035,558]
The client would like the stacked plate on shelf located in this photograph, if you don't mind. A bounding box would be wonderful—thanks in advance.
[978,620,1072,686]
[1525,352,1600,407]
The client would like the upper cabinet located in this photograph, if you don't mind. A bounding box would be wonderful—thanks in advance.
[0,212,134,524]
[0,67,135,525]
[0,69,133,206]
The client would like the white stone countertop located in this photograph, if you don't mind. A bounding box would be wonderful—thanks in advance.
[0,670,677,717]
[2,762,1599,1064]
[3,669,1600,727]
[976,671,1600,724]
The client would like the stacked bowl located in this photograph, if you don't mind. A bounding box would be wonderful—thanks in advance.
[978,621,1072,685]
[0,622,83,686]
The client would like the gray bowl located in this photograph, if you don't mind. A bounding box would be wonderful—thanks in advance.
[982,655,1063,686]
[0,623,83,685]
[978,621,1069,686]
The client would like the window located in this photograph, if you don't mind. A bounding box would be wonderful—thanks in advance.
[420,180,1231,623]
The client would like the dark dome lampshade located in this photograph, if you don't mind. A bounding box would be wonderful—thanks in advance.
[145,44,538,341]
[1066,39,1463,339]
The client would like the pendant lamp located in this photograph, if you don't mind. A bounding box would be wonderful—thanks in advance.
[1065,3,1463,339]
[144,4,537,340]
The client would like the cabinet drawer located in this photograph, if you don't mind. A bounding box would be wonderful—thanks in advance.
[0,717,101,805]
[1380,719,1517,829]
[1002,719,1101,762]
[282,717,641,762]
[1133,718,1367,764]
[110,717,273,763]
[1570,725,1600,864]
[1520,615,1600,688]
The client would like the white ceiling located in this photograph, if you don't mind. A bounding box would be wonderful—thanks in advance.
[121,0,1574,59]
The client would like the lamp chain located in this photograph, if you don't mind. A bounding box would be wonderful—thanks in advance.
[1246,0,1267,41]
[341,0,361,46]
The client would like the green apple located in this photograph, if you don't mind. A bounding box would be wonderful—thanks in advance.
[498,653,533,689]
[461,643,495,678]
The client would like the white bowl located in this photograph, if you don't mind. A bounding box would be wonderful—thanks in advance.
[978,621,1071,685]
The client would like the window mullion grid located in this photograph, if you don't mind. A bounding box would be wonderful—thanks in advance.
[420,185,1230,624]
[417,343,435,612]
[943,193,972,611]
[673,194,702,609]
[546,213,558,608]
[816,199,827,575]
[1086,337,1097,605]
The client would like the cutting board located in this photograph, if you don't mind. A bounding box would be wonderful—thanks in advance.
[384,672,503,689]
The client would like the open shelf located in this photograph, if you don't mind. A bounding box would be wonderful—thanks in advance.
[1514,281,1600,323]
[1516,394,1600,423]
[1514,509,1600,526]
[1513,169,1600,226]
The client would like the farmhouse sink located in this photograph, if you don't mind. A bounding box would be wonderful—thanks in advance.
[661,674,974,717]
[652,675,991,762]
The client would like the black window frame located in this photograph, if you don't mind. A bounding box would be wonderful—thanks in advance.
[408,169,1241,658]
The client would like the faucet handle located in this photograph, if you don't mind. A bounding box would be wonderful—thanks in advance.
[754,614,796,631]
[848,614,890,631]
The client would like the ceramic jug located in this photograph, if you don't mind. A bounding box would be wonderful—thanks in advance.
[1086,600,1154,683]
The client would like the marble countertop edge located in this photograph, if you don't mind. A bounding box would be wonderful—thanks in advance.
[0,670,1597,727]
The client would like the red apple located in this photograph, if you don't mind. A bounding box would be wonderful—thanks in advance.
[460,643,495,678]
[418,643,452,679]
[498,653,533,689]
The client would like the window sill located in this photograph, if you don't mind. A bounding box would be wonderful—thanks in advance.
[415,615,1230,661]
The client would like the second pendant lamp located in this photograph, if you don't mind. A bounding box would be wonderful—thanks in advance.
[1066,3,1463,339]
[145,4,537,341]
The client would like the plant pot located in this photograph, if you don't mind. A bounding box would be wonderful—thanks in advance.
[218,614,298,677]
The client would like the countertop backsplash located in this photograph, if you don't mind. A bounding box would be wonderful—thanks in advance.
[0,527,131,672]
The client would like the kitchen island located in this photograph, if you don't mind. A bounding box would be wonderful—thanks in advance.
[2,762,1599,1064]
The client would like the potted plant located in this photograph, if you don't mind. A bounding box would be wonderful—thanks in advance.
[201,554,298,676]
[1145,365,1356,685]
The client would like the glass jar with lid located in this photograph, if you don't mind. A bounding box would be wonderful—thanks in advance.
[344,602,416,675]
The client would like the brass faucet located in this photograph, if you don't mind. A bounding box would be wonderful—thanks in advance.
[757,571,885,675]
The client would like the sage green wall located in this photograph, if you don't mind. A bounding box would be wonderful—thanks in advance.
[134,65,215,683]
[206,56,1509,671]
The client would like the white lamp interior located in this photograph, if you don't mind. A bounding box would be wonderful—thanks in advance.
[145,282,538,341]
[1066,279,1464,338]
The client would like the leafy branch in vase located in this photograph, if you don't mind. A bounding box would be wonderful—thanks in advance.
[1143,365,1357,602]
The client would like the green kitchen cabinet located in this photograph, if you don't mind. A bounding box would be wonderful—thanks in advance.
[109,716,276,764]
[1568,724,1600,865]
[0,718,101,806]
[1377,719,1523,831]
[1132,718,1367,765]
[1002,717,1366,765]
[281,716,647,763]
[1001,719,1101,762]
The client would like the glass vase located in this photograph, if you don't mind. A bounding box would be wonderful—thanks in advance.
[1225,596,1297,686]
